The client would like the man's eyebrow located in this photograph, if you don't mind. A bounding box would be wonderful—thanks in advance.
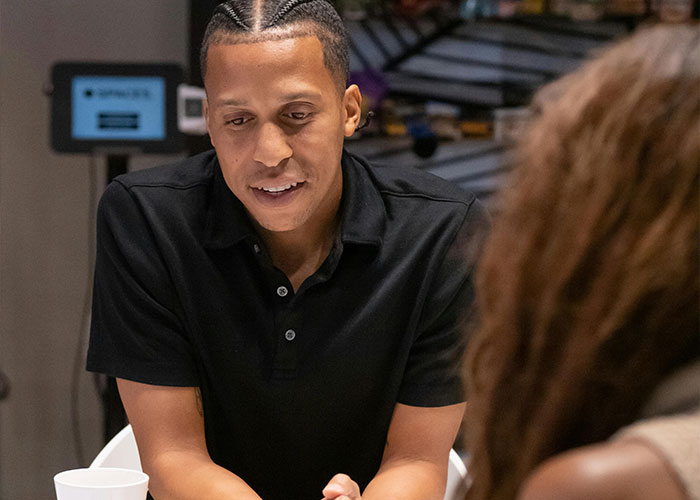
[280,91,323,102]
[217,98,248,107]
[214,92,323,107]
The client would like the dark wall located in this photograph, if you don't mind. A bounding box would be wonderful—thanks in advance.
[188,0,221,154]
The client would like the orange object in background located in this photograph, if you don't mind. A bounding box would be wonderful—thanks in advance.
[460,121,493,138]
[385,122,409,136]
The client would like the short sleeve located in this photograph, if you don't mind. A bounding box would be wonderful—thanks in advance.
[86,180,198,386]
[398,198,490,407]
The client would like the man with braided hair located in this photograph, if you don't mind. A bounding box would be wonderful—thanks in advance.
[87,1,489,499]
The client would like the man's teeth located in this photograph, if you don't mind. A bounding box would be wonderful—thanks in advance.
[258,182,298,193]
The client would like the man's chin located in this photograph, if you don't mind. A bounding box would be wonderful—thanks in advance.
[253,215,308,235]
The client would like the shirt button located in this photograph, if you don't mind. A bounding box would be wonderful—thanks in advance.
[284,329,296,341]
[253,243,261,254]
[277,286,289,297]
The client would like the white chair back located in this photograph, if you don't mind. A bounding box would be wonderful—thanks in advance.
[89,424,142,471]
[444,448,469,500]
[90,425,468,498]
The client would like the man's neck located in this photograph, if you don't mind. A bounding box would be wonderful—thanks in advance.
[256,203,341,293]
[259,220,339,292]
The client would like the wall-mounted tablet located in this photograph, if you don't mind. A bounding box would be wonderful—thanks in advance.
[51,62,184,153]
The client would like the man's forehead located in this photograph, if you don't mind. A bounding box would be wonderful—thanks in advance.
[211,90,325,108]
[204,35,338,102]
[206,35,325,74]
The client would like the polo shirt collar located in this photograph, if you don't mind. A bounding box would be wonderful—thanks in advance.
[203,150,385,249]
[339,150,385,248]
[203,157,257,249]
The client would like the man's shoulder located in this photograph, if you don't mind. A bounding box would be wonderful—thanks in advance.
[114,150,218,192]
[350,152,476,208]
[99,150,218,224]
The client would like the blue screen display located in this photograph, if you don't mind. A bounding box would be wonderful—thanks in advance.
[72,76,166,140]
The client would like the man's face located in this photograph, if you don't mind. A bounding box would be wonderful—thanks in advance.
[204,36,361,234]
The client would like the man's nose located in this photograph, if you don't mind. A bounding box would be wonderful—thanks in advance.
[253,122,293,168]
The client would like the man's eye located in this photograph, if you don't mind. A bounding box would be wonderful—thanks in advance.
[227,117,250,126]
[288,112,309,120]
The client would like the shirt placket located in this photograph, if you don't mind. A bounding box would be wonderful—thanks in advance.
[270,278,301,379]
[250,239,302,379]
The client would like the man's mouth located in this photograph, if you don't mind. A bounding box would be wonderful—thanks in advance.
[256,182,300,194]
[251,181,305,205]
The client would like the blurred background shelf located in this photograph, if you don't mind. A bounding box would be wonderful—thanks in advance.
[345,136,510,210]
[342,7,631,207]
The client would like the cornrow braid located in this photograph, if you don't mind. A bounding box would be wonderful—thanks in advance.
[264,0,317,28]
[214,3,250,30]
[200,0,349,93]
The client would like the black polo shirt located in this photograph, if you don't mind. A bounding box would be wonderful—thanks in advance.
[87,149,489,500]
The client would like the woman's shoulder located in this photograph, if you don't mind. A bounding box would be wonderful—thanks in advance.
[517,438,690,500]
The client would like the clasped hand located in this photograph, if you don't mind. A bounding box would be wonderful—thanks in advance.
[321,473,362,500]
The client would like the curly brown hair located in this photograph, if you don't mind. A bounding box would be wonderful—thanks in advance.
[463,24,700,500]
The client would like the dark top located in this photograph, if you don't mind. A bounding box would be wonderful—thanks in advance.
[87,149,489,500]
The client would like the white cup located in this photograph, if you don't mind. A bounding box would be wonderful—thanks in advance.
[54,467,149,500]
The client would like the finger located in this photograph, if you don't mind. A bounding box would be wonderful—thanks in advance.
[322,474,360,499]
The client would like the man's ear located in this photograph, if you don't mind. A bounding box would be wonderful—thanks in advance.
[203,97,215,147]
[342,84,362,137]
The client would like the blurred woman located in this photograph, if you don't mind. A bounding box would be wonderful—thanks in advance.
[463,24,700,500]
